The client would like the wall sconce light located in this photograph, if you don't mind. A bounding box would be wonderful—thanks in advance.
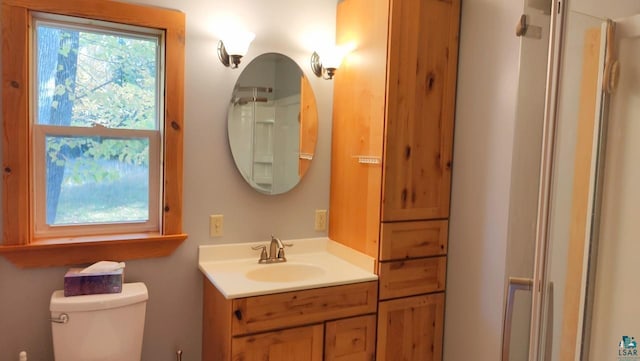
[217,31,255,69]
[310,46,348,80]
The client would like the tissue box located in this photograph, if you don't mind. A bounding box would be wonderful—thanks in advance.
[63,268,123,297]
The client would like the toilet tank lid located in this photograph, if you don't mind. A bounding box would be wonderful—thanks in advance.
[50,282,148,312]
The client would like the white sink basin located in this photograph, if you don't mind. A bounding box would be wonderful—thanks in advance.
[199,238,378,298]
[245,263,325,282]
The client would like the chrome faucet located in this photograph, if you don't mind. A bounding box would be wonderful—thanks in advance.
[269,235,285,261]
[251,235,292,264]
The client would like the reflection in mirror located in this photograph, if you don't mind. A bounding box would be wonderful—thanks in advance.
[227,53,318,195]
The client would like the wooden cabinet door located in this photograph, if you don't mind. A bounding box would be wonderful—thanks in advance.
[231,324,323,361]
[382,0,461,222]
[377,293,445,361]
[325,315,376,361]
[328,0,390,259]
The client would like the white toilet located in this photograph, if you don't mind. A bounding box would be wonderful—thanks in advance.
[50,282,148,361]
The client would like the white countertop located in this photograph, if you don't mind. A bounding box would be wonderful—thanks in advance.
[198,238,378,299]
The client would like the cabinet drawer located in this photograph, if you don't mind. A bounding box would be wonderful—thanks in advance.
[379,220,448,261]
[232,281,378,335]
[232,323,324,361]
[325,315,376,361]
[378,257,446,300]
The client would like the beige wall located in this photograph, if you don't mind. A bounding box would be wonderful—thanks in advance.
[0,1,336,360]
[444,0,522,360]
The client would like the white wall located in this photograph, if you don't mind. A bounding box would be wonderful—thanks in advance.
[444,0,522,360]
[572,0,640,20]
[0,1,336,360]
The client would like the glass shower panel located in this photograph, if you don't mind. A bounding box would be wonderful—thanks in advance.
[584,13,640,360]
[537,10,606,361]
[502,0,552,359]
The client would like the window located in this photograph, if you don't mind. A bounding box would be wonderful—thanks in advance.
[1,0,186,267]
[33,14,163,237]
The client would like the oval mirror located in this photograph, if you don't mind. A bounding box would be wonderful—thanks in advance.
[227,53,318,195]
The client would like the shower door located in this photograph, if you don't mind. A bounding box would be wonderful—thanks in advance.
[584,14,640,360]
[501,0,554,360]
[535,10,640,361]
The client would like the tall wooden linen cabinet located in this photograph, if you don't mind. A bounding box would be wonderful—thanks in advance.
[329,0,460,360]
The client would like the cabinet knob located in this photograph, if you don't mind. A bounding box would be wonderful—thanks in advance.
[234,310,243,321]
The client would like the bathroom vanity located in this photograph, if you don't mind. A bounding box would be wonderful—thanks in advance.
[202,0,460,358]
[199,239,378,361]
[203,280,377,361]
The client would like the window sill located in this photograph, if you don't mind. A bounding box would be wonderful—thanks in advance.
[0,233,188,268]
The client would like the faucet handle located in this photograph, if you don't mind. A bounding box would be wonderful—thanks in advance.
[251,245,268,262]
[276,242,293,259]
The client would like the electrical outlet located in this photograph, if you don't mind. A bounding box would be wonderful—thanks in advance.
[315,209,327,231]
[210,214,223,237]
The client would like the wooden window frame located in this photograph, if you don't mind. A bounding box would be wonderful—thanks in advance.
[0,0,187,268]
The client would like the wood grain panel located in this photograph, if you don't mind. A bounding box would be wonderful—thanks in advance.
[382,0,460,221]
[0,234,187,268]
[1,4,30,246]
[162,13,186,236]
[379,220,448,261]
[328,0,390,258]
[559,27,602,361]
[377,293,445,361]
[232,281,377,335]
[3,0,185,30]
[325,314,377,361]
[203,277,232,361]
[378,256,446,300]
[231,324,324,361]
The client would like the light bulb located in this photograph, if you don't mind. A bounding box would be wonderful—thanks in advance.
[222,31,255,56]
[322,44,352,69]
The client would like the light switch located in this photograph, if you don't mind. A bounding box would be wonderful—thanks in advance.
[210,214,223,237]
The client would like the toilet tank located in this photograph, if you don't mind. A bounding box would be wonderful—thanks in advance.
[50,282,148,361]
